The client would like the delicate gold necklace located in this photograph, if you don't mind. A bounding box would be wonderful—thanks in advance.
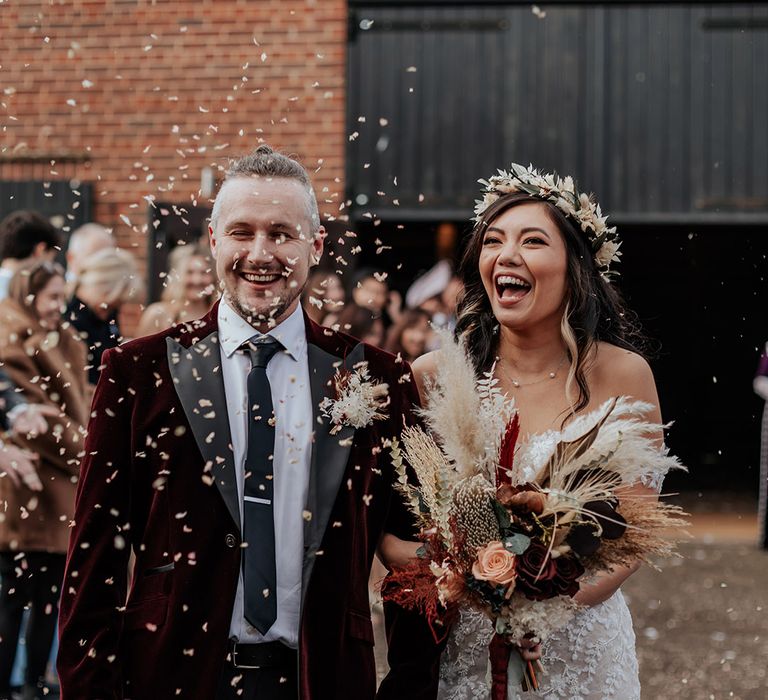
[498,355,567,388]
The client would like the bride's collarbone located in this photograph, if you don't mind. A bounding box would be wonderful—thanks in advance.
[512,386,612,437]
[508,383,571,436]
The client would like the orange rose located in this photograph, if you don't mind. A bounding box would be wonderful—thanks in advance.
[472,541,517,588]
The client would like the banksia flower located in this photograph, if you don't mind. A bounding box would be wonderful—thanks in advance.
[450,475,501,567]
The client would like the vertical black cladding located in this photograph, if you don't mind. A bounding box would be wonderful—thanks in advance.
[346,2,768,490]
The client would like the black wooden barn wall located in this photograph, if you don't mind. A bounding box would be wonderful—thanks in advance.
[346,2,768,491]
[347,2,768,223]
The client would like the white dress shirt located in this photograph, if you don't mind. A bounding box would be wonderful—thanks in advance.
[218,300,313,648]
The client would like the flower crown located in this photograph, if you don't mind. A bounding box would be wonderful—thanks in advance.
[474,163,621,275]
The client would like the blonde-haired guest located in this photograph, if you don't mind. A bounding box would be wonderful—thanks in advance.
[66,247,144,385]
[0,259,89,699]
[136,244,217,337]
[65,222,114,281]
[301,269,345,324]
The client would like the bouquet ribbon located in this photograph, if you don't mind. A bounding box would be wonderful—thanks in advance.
[490,632,538,697]
[489,633,512,700]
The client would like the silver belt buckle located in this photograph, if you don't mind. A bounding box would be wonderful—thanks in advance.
[232,643,261,670]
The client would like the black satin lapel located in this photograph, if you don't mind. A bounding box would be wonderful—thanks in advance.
[166,334,240,530]
[302,341,365,595]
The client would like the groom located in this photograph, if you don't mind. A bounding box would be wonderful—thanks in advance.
[57,146,441,699]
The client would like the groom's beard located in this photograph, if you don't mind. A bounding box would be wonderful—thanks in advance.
[226,284,303,329]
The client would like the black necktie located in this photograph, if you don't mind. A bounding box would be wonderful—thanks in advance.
[241,336,282,634]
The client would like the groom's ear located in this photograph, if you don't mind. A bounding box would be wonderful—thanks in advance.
[310,226,326,266]
[208,224,218,258]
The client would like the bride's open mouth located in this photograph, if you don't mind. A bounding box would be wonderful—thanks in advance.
[495,273,532,304]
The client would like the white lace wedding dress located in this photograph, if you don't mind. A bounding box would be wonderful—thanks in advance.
[437,429,667,700]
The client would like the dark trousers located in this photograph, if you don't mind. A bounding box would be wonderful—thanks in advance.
[0,551,65,694]
[216,643,298,700]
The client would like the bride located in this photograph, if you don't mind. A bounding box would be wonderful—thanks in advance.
[380,165,667,699]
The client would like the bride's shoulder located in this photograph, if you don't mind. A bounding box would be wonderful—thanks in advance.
[410,350,440,401]
[592,341,649,373]
[411,350,439,374]
[591,342,659,411]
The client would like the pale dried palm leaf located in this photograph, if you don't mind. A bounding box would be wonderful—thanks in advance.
[420,329,515,481]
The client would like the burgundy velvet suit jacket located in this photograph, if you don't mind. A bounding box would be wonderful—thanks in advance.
[57,303,441,699]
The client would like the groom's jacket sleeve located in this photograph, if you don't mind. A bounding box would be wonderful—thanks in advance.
[381,361,422,540]
[378,362,444,700]
[58,347,134,699]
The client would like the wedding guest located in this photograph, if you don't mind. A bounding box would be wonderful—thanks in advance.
[136,244,216,336]
[0,211,60,300]
[405,259,454,316]
[404,260,463,350]
[0,439,42,499]
[439,274,463,328]
[334,303,386,347]
[0,260,89,700]
[350,267,402,326]
[301,269,345,324]
[0,369,49,495]
[0,369,57,441]
[0,370,58,697]
[754,344,768,550]
[64,222,114,281]
[384,308,431,363]
[57,145,441,699]
[66,247,143,384]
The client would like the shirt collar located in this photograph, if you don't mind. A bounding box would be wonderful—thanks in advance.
[218,299,306,361]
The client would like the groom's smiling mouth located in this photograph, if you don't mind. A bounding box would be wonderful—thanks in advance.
[238,268,284,290]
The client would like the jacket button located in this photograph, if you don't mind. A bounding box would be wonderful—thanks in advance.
[225,534,237,548]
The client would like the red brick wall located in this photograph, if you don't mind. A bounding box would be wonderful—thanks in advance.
[0,0,348,273]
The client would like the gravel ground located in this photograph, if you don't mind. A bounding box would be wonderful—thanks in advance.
[625,541,768,700]
[373,525,768,699]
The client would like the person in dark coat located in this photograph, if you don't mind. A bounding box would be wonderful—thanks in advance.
[66,246,142,384]
[0,260,90,699]
[58,146,442,700]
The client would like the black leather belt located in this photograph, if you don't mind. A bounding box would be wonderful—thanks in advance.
[228,639,297,670]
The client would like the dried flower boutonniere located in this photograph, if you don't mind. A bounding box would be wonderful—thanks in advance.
[320,361,390,434]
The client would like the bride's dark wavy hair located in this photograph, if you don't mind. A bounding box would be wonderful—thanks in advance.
[454,192,648,415]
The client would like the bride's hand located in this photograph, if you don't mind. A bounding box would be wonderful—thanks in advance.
[378,533,421,569]
[515,636,542,662]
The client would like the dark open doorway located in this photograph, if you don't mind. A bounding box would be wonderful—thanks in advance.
[354,218,768,492]
[619,223,768,492]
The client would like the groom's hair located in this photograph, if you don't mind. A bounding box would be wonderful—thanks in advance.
[209,144,320,234]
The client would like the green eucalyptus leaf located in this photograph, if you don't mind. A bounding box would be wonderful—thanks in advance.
[492,499,512,530]
[503,533,531,555]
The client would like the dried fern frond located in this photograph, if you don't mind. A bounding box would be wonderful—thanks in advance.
[391,437,430,530]
[475,365,517,482]
[400,425,456,547]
